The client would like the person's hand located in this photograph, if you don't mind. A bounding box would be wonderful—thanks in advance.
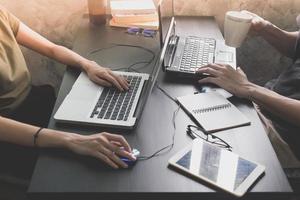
[241,10,270,35]
[83,60,129,91]
[66,132,135,169]
[197,64,255,99]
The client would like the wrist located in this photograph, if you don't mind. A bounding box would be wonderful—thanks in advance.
[258,20,273,36]
[244,83,259,101]
[78,59,93,73]
[63,133,84,151]
[37,129,76,149]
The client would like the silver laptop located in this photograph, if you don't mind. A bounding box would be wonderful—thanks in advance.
[54,54,161,129]
[158,0,236,78]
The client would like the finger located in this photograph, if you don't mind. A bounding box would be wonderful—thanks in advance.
[117,75,129,89]
[207,63,225,70]
[102,141,123,152]
[237,67,246,76]
[252,18,261,24]
[207,63,227,70]
[106,143,136,161]
[92,76,112,87]
[198,63,225,73]
[198,77,217,85]
[197,67,221,77]
[103,133,131,153]
[117,149,136,160]
[93,151,119,169]
[99,73,124,91]
[99,146,128,168]
[109,71,129,90]
[110,141,122,147]
[120,76,130,89]
[241,10,257,17]
[110,71,129,85]
[222,64,235,70]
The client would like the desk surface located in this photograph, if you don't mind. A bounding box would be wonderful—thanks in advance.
[28,16,292,199]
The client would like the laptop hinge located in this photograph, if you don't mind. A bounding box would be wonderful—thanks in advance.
[164,35,179,69]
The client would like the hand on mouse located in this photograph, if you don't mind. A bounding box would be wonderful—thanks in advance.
[65,132,136,169]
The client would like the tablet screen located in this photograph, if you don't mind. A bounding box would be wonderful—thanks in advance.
[175,140,258,191]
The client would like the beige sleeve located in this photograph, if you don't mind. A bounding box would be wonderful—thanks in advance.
[0,5,20,36]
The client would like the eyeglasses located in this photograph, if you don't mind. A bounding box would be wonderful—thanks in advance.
[126,27,157,37]
[186,125,233,151]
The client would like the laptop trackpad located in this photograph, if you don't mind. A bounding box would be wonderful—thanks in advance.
[215,51,233,63]
[68,85,102,101]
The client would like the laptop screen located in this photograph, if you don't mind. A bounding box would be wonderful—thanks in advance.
[158,0,175,47]
[135,0,176,120]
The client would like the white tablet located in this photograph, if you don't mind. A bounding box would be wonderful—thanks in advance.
[168,139,265,197]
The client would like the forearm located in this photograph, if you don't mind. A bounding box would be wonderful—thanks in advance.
[259,22,298,58]
[248,84,300,126]
[16,23,92,72]
[0,116,73,148]
[49,45,92,72]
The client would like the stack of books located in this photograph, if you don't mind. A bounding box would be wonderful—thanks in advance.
[109,0,159,30]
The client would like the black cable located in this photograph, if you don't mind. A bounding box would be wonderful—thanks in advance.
[115,60,153,72]
[156,84,177,103]
[87,45,117,55]
[137,84,180,160]
[87,43,156,73]
[138,105,180,160]
[111,43,155,72]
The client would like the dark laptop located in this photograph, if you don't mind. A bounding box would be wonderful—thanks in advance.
[158,0,236,78]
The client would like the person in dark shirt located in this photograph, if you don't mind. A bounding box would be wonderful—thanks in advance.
[198,11,300,168]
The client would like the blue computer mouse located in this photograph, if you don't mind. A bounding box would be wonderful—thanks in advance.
[120,148,140,167]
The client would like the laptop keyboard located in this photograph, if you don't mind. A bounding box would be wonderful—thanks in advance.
[90,75,142,121]
[179,37,216,73]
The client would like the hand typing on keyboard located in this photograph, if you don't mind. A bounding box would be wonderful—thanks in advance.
[82,60,129,91]
[90,75,142,121]
[197,63,250,99]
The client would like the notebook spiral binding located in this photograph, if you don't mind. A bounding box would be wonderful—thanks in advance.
[192,103,232,114]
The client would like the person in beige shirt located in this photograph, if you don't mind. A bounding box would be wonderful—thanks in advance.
[0,4,136,179]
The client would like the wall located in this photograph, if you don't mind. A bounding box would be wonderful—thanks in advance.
[0,0,86,91]
[0,0,300,90]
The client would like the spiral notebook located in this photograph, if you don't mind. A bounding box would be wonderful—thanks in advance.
[177,92,251,133]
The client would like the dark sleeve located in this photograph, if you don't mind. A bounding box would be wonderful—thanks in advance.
[294,31,300,61]
[293,15,300,60]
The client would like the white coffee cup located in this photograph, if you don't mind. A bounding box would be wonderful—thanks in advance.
[224,11,253,47]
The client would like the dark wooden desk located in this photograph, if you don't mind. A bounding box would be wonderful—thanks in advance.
[28,16,292,199]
